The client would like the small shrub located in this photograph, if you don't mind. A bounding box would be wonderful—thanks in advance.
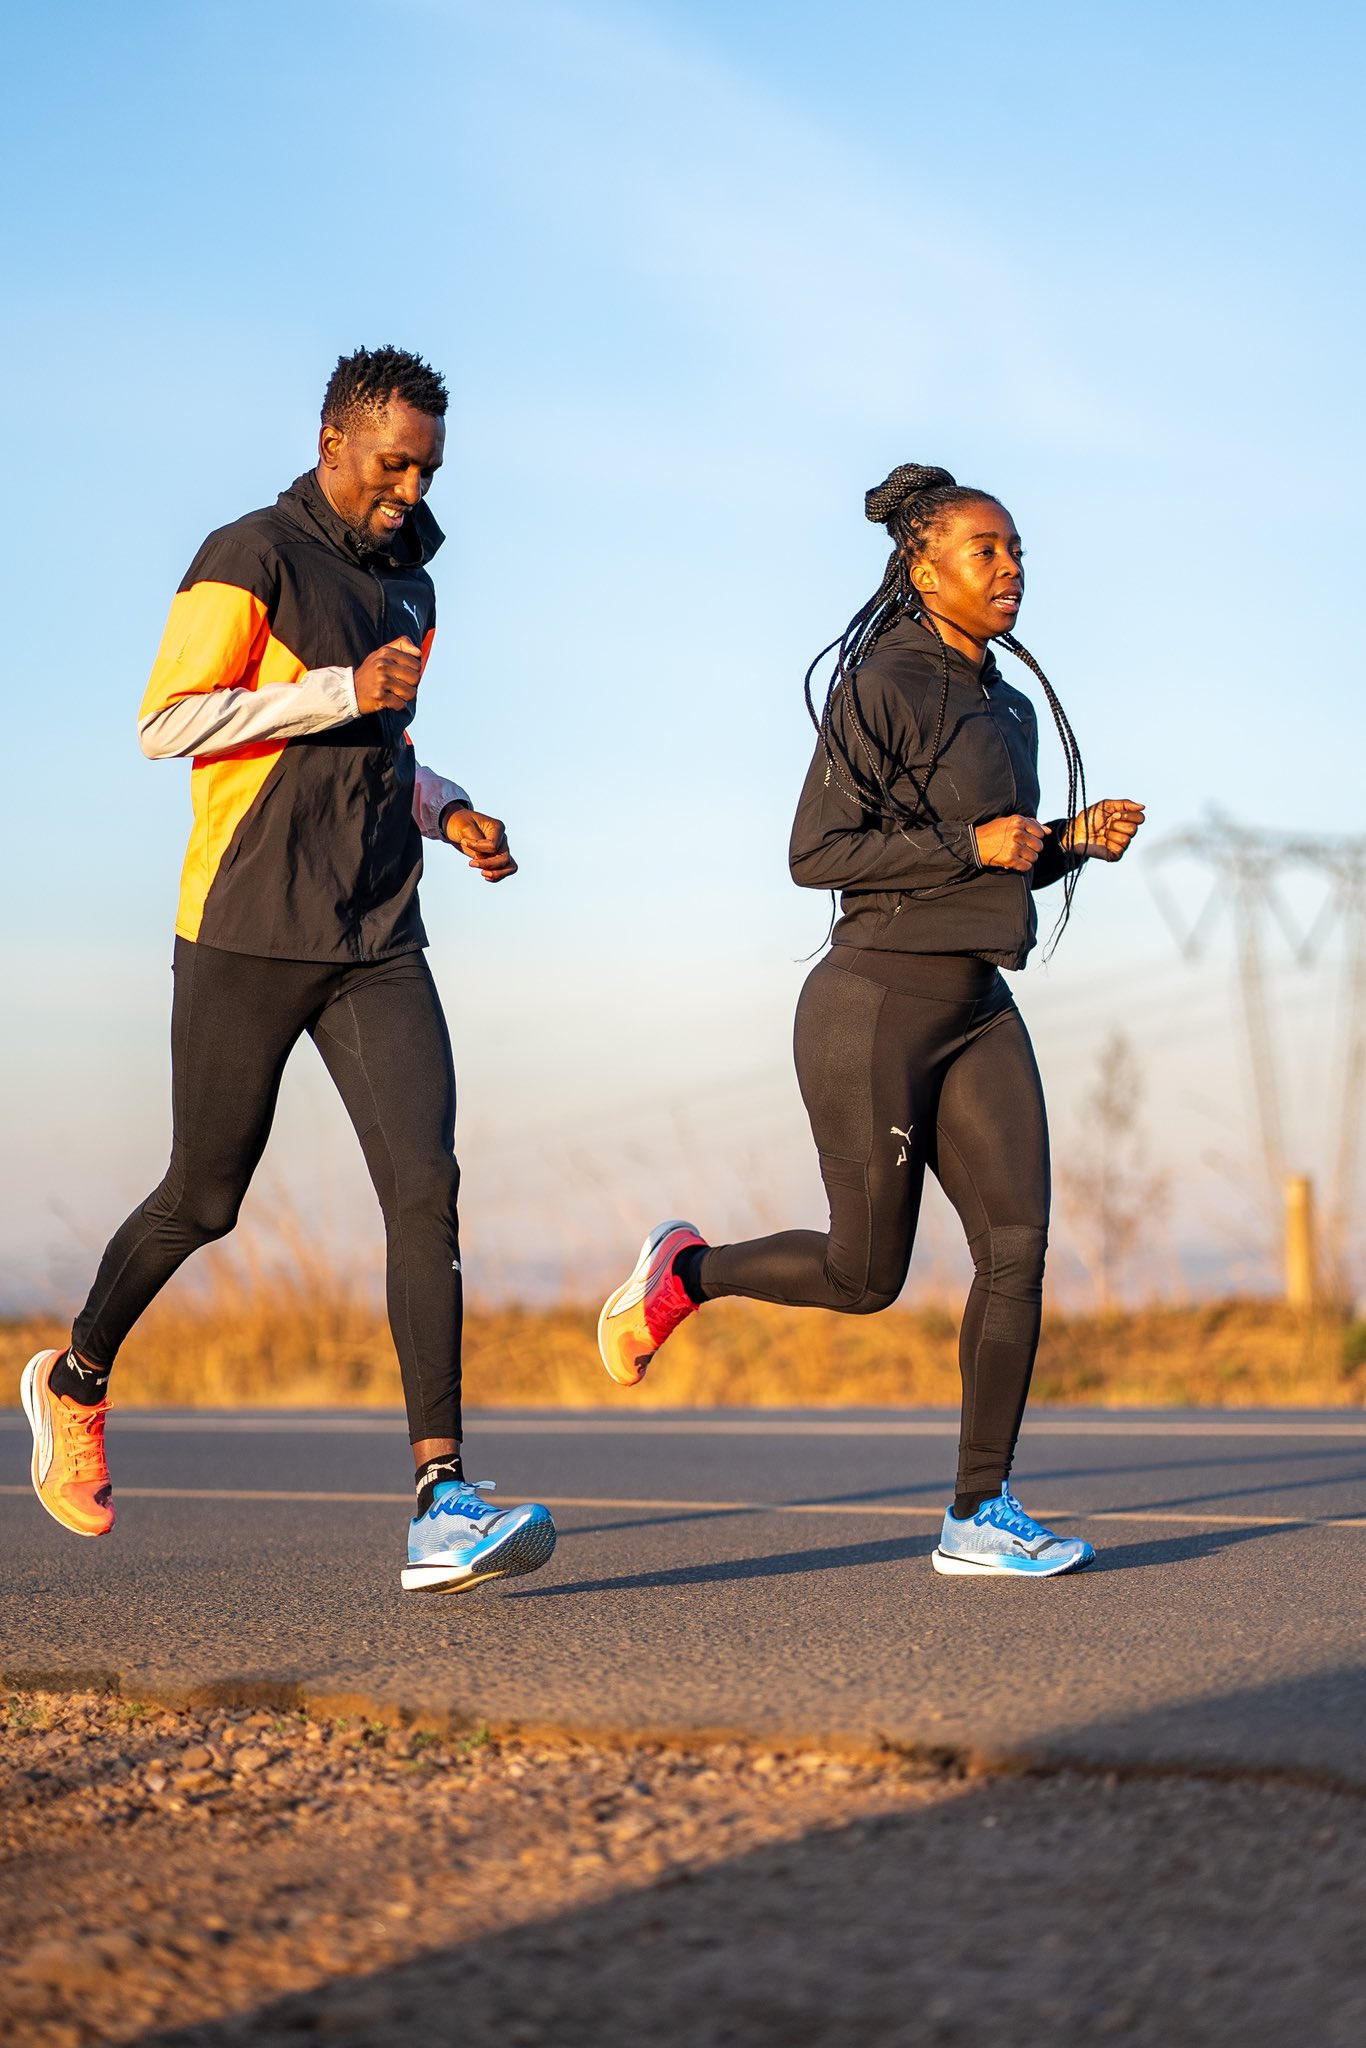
[1342,1321,1366,1373]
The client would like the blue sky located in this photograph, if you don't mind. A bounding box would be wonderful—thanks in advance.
[2,0,1362,1308]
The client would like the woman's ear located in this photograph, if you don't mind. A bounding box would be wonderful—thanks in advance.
[910,559,937,595]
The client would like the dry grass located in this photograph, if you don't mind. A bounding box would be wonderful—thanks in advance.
[4,1248,1365,1409]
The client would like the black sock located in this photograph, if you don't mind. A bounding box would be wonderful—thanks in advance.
[673,1245,708,1306]
[48,1348,112,1406]
[414,1453,464,1517]
[951,1488,996,1519]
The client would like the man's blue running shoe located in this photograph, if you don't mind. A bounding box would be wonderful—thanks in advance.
[932,1483,1095,1578]
[401,1480,557,1595]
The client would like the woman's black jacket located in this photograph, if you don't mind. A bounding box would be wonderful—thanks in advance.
[789,614,1078,969]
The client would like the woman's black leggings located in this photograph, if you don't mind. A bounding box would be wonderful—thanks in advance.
[696,946,1050,1501]
[72,938,462,1444]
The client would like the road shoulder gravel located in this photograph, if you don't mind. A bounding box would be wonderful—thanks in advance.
[1,1688,1362,2048]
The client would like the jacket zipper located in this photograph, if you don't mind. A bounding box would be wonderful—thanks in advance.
[353,561,398,946]
[981,675,1020,812]
[981,674,1032,940]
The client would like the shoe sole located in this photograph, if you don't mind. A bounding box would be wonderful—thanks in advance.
[597,1219,700,1386]
[401,1510,558,1595]
[20,1351,112,1541]
[932,1544,1095,1578]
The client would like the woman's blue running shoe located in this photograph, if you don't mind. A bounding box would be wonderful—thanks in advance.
[932,1483,1094,1577]
[401,1480,557,1595]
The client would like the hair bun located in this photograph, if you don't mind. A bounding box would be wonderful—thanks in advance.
[864,463,957,526]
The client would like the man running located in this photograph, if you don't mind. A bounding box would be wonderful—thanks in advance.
[22,345,555,1596]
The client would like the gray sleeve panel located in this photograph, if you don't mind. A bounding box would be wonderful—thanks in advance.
[412,761,472,839]
[137,665,359,759]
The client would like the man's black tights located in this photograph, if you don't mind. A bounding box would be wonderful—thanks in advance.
[71,938,463,1444]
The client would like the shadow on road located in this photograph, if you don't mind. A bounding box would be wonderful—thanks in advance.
[694,1444,1366,1520]
[535,1514,1303,1597]
[510,1532,932,1598]
[555,1503,769,1540]
[1002,1444,1366,1514]
[1090,1521,1305,1571]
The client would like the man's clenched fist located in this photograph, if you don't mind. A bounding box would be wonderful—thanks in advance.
[355,635,422,715]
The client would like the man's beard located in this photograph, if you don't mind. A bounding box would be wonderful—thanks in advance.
[346,503,404,558]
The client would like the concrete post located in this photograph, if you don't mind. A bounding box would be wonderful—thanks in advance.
[1285,1174,1316,1310]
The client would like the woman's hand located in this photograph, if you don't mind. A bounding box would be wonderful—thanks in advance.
[974,815,1050,871]
[1062,799,1147,862]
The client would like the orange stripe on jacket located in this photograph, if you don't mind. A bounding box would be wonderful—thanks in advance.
[143,582,311,942]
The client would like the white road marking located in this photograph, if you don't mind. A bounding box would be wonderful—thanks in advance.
[1,1485,1361,1531]
[2,1415,1365,1439]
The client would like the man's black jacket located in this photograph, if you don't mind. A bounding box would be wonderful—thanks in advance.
[138,471,465,963]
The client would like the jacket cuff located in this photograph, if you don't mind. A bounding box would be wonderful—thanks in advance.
[1030,819,1082,891]
[412,763,472,839]
[312,665,358,720]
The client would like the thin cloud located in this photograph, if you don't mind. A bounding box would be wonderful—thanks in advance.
[435,0,1145,448]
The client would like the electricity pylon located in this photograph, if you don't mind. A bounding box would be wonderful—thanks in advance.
[1147,814,1306,1200]
[1286,836,1366,1289]
[1146,814,1366,1300]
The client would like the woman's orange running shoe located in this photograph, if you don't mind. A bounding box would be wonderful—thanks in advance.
[20,1350,115,1537]
[598,1220,707,1386]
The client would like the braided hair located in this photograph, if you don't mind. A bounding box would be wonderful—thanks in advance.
[804,462,1087,950]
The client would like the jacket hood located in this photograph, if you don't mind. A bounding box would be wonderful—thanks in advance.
[277,468,445,569]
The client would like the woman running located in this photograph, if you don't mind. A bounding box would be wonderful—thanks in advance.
[598,463,1145,1577]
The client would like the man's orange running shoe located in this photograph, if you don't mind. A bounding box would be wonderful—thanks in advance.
[598,1220,708,1387]
[20,1350,115,1538]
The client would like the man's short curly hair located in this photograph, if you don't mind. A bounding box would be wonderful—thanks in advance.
[321,346,448,431]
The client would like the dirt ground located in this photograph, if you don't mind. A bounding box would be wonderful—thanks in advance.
[1,1690,1362,2048]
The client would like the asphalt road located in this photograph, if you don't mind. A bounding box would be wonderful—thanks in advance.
[2,1408,1364,1782]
